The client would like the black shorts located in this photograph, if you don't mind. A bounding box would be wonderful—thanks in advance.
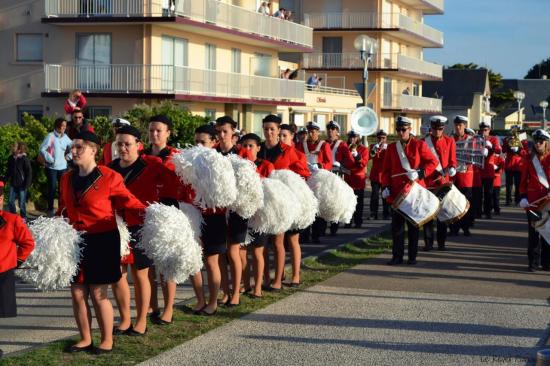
[227,211,249,244]
[202,214,227,256]
[129,226,154,270]
[249,232,269,248]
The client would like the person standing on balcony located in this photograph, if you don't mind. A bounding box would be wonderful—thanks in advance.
[5,142,32,220]
[273,7,286,19]
[369,130,390,220]
[64,89,87,121]
[306,74,319,91]
[258,2,270,15]
[40,117,72,217]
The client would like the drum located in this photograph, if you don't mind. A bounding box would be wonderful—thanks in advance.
[531,196,550,213]
[392,181,440,227]
[435,184,470,224]
[534,213,550,244]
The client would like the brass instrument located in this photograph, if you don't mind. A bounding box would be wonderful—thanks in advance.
[508,125,522,150]
[351,107,378,138]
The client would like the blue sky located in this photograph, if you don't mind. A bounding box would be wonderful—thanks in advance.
[424,0,550,79]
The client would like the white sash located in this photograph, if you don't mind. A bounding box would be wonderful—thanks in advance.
[331,140,342,163]
[424,136,443,174]
[303,140,325,166]
[111,141,120,161]
[533,155,549,189]
[396,141,413,173]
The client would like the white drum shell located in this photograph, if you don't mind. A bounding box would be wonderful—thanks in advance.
[437,185,469,223]
[393,182,440,227]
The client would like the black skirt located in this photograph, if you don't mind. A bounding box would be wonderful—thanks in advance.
[0,269,17,318]
[74,230,122,285]
[227,211,249,244]
[202,214,228,256]
[129,225,153,270]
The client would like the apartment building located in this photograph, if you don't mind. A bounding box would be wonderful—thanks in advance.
[0,0,313,135]
[286,0,444,133]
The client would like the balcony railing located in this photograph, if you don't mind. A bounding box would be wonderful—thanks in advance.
[397,14,443,46]
[383,94,441,113]
[399,0,444,13]
[397,54,442,79]
[44,0,313,48]
[306,85,359,96]
[44,64,304,102]
[303,52,398,69]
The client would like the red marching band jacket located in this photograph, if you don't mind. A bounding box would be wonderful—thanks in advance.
[369,144,388,183]
[481,135,502,179]
[493,154,505,188]
[423,134,457,189]
[344,145,369,191]
[519,153,550,207]
[0,211,34,273]
[503,138,529,171]
[260,142,311,178]
[296,140,333,171]
[452,134,474,188]
[380,138,439,204]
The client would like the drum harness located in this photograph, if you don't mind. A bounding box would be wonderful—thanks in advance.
[303,140,325,168]
[330,140,351,176]
[425,136,446,183]
[528,155,549,221]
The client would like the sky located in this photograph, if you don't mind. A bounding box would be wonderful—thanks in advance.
[424,0,550,79]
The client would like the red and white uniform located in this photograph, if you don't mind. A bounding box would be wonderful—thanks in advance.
[452,134,474,188]
[344,145,369,191]
[503,138,529,172]
[296,140,333,171]
[481,135,502,179]
[328,139,354,168]
[369,143,388,184]
[380,138,439,203]
[520,153,550,207]
[423,134,457,189]
[0,211,34,273]
[259,142,311,178]
[493,155,505,188]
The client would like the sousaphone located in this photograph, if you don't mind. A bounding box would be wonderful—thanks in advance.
[351,106,378,137]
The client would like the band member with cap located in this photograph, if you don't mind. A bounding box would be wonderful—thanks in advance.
[369,129,390,220]
[296,126,307,146]
[422,115,457,251]
[381,116,438,265]
[479,121,502,219]
[99,118,131,166]
[450,116,474,236]
[519,129,550,272]
[503,125,528,206]
[343,130,369,228]
[0,179,34,358]
[58,131,145,354]
[259,114,310,291]
[493,153,504,215]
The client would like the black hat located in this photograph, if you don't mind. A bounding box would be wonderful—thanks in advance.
[75,130,101,145]
[195,124,217,139]
[241,133,262,145]
[262,114,282,124]
[326,121,341,130]
[429,115,448,127]
[116,125,141,140]
[280,124,293,132]
[306,121,321,130]
[395,116,412,127]
[215,115,237,128]
[376,129,388,137]
[149,115,173,130]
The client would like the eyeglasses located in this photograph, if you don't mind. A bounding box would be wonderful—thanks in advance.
[71,144,87,152]
[396,128,408,132]
[535,139,546,144]
[115,142,136,149]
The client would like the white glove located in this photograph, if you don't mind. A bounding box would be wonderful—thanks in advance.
[448,167,456,177]
[519,198,529,209]
[382,188,390,199]
[310,164,319,171]
[493,164,498,171]
[381,143,388,150]
[511,146,519,153]
[406,170,419,181]
[333,161,341,168]
[483,148,489,157]
[351,150,358,157]
[485,140,493,148]
[374,143,380,149]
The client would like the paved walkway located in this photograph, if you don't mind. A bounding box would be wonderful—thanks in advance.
[141,207,550,366]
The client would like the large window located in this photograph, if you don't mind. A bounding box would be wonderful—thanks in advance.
[162,36,189,91]
[383,78,393,107]
[76,33,112,90]
[231,48,241,74]
[87,106,112,119]
[17,105,43,125]
[333,114,347,131]
[16,34,43,62]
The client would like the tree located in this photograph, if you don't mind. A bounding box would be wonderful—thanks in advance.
[525,57,550,79]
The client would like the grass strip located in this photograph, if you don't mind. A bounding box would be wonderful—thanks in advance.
[0,232,391,366]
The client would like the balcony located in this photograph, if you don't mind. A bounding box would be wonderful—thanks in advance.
[397,14,443,47]
[43,64,304,105]
[397,54,442,80]
[382,94,441,113]
[306,85,359,96]
[399,0,444,14]
[43,0,313,50]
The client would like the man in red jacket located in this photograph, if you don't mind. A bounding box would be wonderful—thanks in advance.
[503,125,527,206]
[381,116,438,265]
[422,116,457,251]
[0,180,35,358]
[369,130,390,220]
[343,130,369,228]
[479,121,502,219]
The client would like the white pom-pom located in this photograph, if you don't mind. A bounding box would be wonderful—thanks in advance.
[115,214,131,257]
[228,154,264,219]
[307,170,357,224]
[17,216,83,291]
[172,146,237,209]
[179,202,204,242]
[249,178,298,234]
[139,203,203,283]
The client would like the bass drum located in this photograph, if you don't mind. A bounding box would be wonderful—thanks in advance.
[435,184,470,224]
[392,181,440,228]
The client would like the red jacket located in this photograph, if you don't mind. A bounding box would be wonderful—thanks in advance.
[344,145,369,190]
[64,95,87,115]
[503,138,529,171]
[0,211,34,273]
[369,143,388,183]
[423,134,457,189]
[520,153,550,207]
[481,135,502,179]
[259,142,311,178]
[143,145,188,202]
[452,134,474,188]
[296,140,333,171]
[256,159,275,178]
[58,166,146,233]
[328,140,354,167]
[380,138,439,203]
[493,155,505,188]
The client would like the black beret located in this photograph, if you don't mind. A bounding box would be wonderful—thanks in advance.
[195,124,217,139]
[280,124,293,132]
[262,114,282,124]
[215,116,237,128]
[241,133,262,145]
[149,115,173,130]
[75,131,101,145]
[116,125,141,140]
[376,129,388,137]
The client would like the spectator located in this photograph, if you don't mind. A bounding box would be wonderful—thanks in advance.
[267,2,273,15]
[306,73,319,90]
[273,7,285,18]
[67,110,94,140]
[258,1,269,15]
[5,142,32,220]
[402,87,410,95]
[64,89,87,120]
[281,68,291,79]
[289,69,299,80]
[285,10,293,21]
[39,117,72,217]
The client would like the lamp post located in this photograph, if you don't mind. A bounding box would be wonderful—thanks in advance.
[540,100,548,130]
[353,34,378,107]
[513,90,525,128]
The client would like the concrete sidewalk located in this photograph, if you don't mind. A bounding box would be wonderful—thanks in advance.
[141,207,550,366]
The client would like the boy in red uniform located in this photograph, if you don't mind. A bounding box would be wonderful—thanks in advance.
[343,130,369,228]
[479,121,502,219]
[369,130,390,220]
[493,153,505,215]
[503,125,528,206]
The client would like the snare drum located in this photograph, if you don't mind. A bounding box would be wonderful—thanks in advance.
[435,184,470,224]
[392,181,440,227]
[535,213,550,244]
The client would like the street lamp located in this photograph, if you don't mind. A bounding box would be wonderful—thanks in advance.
[513,90,525,127]
[354,34,378,107]
[540,100,548,130]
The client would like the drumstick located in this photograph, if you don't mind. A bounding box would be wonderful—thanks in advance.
[391,169,419,178]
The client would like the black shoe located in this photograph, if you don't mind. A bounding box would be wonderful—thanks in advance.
[463,228,471,237]
[387,257,403,265]
[383,215,390,220]
[126,327,147,337]
[528,266,538,272]
[494,211,501,216]
[200,308,217,316]
[148,310,160,322]
[226,303,240,308]
[485,214,492,219]
[265,286,282,293]
[312,238,321,244]
[193,306,206,315]
[438,246,446,251]
[407,259,417,265]
[0,348,3,358]
[65,343,93,353]
[344,224,352,228]
[542,266,550,272]
[423,245,433,252]
[92,347,112,355]
[152,317,172,326]
[113,325,132,336]
[354,223,362,229]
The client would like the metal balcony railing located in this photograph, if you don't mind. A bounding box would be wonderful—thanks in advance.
[302,52,398,69]
[306,85,359,96]
[383,94,442,113]
[44,64,304,102]
[397,54,442,79]
[44,0,313,48]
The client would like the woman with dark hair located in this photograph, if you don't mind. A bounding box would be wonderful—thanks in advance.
[6,142,32,219]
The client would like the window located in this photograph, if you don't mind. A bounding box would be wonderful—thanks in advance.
[314,114,327,128]
[17,105,43,125]
[333,114,347,131]
[383,78,392,107]
[76,33,112,90]
[205,109,217,120]
[205,44,217,70]
[162,36,189,91]
[16,34,43,62]
[253,53,273,77]
[88,106,112,119]
[293,113,305,126]
[231,48,241,74]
